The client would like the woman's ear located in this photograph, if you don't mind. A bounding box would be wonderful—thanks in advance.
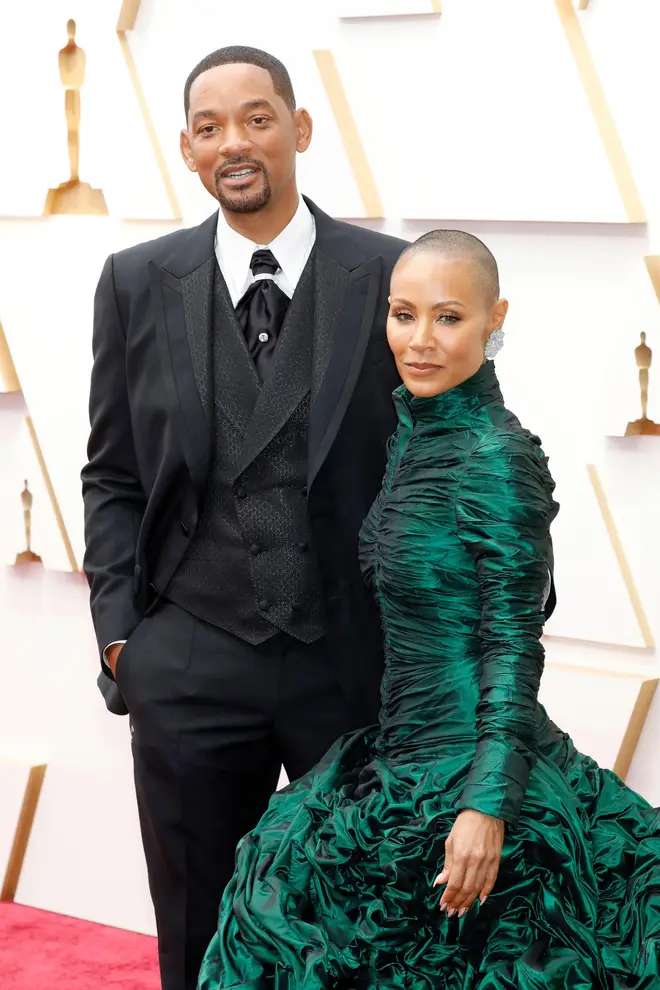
[491,298,509,331]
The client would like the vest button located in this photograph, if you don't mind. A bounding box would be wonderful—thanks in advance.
[250,544,261,556]
[298,542,309,553]
[258,599,270,611]
[236,487,247,499]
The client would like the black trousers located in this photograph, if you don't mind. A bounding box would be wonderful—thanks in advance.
[115,601,356,990]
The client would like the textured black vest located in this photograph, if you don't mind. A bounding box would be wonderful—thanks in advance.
[165,257,325,644]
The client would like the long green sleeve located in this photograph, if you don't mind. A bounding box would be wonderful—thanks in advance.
[454,431,556,824]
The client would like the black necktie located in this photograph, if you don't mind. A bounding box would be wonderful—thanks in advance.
[235,249,290,382]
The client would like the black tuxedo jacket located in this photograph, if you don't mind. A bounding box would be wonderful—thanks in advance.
[82,198,408,717]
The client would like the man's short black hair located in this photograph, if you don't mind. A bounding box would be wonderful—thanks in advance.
[397,229,500,303]
[183,46,296,119]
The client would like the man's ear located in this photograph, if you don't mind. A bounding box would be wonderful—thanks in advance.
[180,130,197,172]
[294,108,313,154]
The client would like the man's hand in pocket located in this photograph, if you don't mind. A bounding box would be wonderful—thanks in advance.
[106,642,124,678]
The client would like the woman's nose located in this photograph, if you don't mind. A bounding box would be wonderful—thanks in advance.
[409,324,434,351]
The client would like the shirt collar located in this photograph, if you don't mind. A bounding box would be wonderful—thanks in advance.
[214,196,315,304]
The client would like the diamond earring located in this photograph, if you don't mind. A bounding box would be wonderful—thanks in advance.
[484,328,504,361]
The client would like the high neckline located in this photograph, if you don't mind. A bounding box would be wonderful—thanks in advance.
[394,361,503,427]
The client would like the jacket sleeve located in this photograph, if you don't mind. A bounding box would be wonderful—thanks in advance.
[454,432,557,824]
[81,254,147,670]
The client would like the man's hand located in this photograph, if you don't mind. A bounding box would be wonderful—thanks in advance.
[434,809,504,917]
[106,642,124,679]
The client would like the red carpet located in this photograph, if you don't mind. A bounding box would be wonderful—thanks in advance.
[0,902,160,989]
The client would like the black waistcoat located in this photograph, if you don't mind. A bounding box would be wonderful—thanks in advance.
[165,256,325,644]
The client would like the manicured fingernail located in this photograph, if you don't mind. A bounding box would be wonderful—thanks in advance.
[480,896,487,906]
[458,908,466,918]
[448,908,456,918]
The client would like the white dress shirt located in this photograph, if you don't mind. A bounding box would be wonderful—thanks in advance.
[215,196,316,306]
[103,198,316,670]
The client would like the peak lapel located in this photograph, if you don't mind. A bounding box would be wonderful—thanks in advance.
[311,251,348,410]
[147,213,217,490]
[308,251,383,489]
[180,259,215,424]
[303,198,388,490]
[149,260,213,490]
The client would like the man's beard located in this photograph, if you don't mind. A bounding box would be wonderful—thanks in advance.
[214,159,272,214]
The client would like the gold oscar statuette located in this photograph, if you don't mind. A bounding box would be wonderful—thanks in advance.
[14,481,43,566]
[625,332,660,437]
[43,20,108,216]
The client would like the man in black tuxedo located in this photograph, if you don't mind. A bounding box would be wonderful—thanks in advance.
[82,45,407,989]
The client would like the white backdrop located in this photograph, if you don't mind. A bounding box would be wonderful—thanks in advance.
[1,0,659,935]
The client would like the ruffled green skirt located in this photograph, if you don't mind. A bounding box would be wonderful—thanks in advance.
[198,727,660,989]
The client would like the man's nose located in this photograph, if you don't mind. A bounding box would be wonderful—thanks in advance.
[217,126,252,159]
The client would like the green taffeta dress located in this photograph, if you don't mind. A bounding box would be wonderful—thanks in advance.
[199,362,660,989]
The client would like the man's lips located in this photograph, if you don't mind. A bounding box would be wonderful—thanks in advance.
[218,164,261,181]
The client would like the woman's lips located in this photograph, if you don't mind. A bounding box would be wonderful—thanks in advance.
[405,362,442,377]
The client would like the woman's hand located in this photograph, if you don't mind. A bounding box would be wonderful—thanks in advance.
[434,809,504,917]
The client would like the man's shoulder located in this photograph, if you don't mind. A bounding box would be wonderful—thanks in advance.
[329,218,409,263]
[112,224,192,263]
[110,214,217,280]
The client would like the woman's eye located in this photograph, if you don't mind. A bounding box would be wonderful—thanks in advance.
[393,311,414,322]
[437,313,460,325]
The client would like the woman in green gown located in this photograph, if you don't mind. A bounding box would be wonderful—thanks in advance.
[198,230,660,989]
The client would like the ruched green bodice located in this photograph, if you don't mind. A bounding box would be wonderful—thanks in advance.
[361,363,559,824]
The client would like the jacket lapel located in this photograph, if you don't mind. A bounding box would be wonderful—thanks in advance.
[305,200,384,489]
[179,258,215,424]
[311,250,348,410]
[148,212,217,490]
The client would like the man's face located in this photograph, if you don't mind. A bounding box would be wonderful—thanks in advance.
[181,63,312,214]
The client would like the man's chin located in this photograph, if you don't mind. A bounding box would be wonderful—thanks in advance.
[217,189,271,215]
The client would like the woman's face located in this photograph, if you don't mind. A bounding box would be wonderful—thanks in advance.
[387,251,508,398]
